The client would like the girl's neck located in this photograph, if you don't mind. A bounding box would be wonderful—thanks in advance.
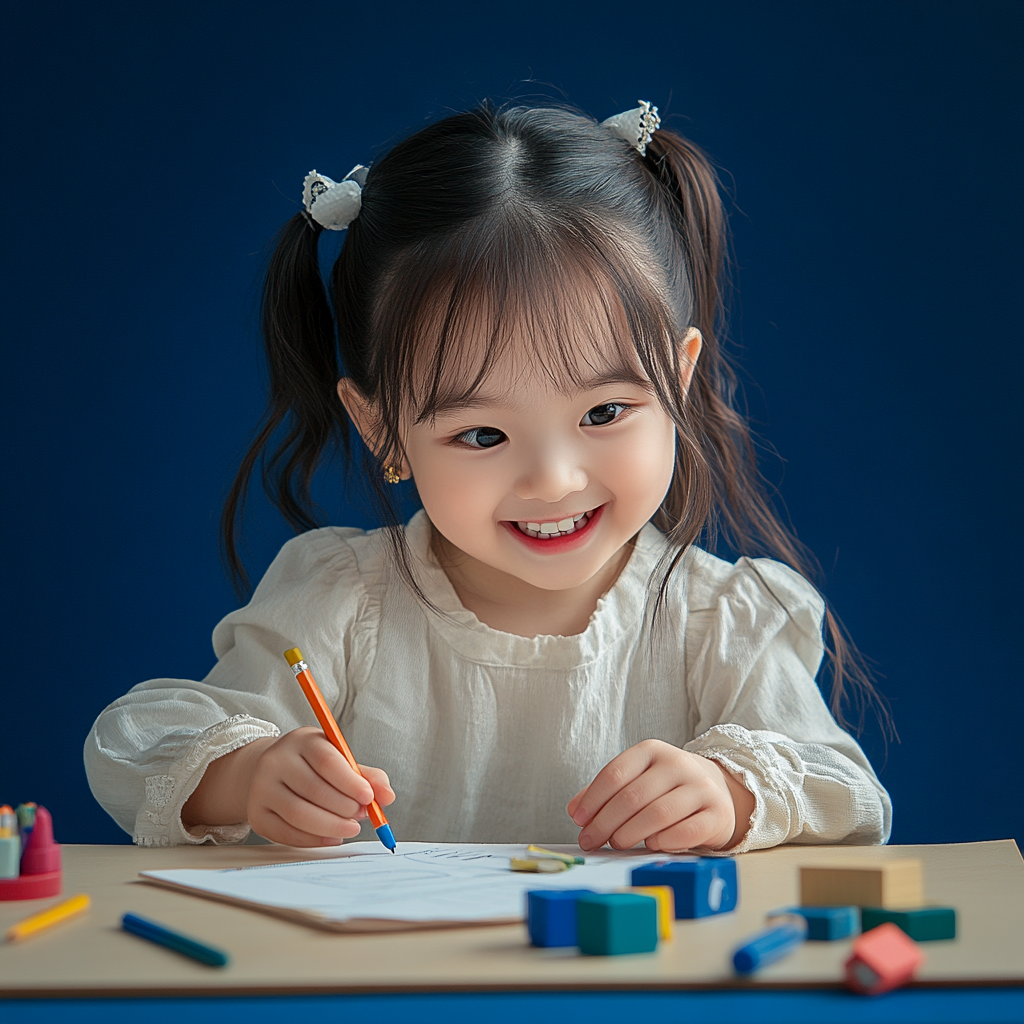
[430,527,635,638]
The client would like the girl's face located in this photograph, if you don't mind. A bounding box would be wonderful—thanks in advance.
[393,330,701,594]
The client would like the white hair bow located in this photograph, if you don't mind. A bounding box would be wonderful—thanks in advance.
[602,100,661,156]
[302,165,369,230]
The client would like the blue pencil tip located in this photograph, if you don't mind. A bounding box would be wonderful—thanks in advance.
[375,823,396,852]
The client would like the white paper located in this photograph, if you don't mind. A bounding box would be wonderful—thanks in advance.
[140,842,689,924]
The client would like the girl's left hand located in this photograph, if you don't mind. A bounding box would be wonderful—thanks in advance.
[566,739,755,853]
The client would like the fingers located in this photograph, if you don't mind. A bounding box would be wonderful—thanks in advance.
[646,808,729,853]
[570,743,658,830]
[570,742,737,853]
[247,729,399,848]
[359,765,396,807]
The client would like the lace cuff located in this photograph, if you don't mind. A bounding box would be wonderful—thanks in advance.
[132,714,281,847]
[685,723,797,855]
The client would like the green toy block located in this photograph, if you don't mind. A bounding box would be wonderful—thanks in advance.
[861,906,956,941]
[575,893,658,956]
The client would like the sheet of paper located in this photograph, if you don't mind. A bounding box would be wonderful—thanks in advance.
[141,842,687,924]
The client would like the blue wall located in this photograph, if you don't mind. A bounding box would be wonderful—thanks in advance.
[1,1,1020,848]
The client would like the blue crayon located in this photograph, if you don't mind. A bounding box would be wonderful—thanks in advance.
[733,914,808,974]
[121,913,229,967]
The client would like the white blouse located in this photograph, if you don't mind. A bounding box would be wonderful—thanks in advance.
[84,511,891,852]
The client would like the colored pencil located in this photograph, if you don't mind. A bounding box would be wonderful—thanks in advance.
[283,647,397,852]
[121,912,229,967]
[6,893,90,942]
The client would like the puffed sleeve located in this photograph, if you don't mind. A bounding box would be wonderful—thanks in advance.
[682,554,892,853]
[84,527,377,846]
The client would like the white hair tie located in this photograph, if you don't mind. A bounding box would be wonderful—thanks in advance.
[602,100,661,156]
[302,164,369,230]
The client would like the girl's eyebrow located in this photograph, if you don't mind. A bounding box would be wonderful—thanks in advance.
[424,370,653,420]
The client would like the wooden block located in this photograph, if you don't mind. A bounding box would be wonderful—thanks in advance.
[845,921,925,994]
[630,858,738,918]
[800,860,923,909]
[861,906,957,942]
[575,893,658,956]
[525,889,595,948]
[625,886,674,939]
[787,905,860,941]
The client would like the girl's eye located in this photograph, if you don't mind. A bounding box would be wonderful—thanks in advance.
[581,403,627,426]
[456,427,507,449]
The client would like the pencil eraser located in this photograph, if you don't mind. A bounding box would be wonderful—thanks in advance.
[845,921,925,994]
[526,889,595,947]
[801,860,923,908]
[576,893,659,956]
[630,858,737,918]
[785,905,860,940]
[861,906,956,942]
[20,807,61,876]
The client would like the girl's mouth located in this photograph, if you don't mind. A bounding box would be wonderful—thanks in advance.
[501,505,604,552]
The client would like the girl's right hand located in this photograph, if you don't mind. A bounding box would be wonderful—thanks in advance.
[244,727,396,847]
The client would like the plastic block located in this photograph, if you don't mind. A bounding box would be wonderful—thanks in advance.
[786,905,860,940]
[630,858,738,918]
[576,893,659,955]
[526,889,595,947]
[801,860,923,908]
[861,906,956,941]
[845,921,925,994]
[626,886,674,938]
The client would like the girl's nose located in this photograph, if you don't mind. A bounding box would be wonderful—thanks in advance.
[513,444,588,504]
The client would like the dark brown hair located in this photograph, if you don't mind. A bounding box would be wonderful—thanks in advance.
[223,101,888,734]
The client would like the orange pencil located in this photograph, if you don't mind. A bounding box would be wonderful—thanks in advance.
[283,647,396,852]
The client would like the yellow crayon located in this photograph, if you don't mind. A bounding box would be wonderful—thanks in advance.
[511,857,568,873]
[6,894,91,942]
[527,844,585,865]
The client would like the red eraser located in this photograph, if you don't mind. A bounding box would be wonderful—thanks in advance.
[20,806,62,876]
[845,921,925,994]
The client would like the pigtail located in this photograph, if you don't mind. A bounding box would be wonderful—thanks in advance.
[220,213,344,598]
[644,130,891,737]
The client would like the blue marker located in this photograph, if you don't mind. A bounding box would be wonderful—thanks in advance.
[732,912,808,974]
[121,913,230,967]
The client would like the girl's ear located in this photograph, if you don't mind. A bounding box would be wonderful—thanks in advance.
[336,378,412,481]
[680,327,703,394]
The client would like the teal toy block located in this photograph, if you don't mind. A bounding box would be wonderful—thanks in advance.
[526,889,595,947]
[630,858,737,918]
[786,905,860,940]
[575,893,659,956]
[861,906,957,941]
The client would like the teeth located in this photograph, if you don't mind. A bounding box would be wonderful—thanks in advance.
[514,509,595,540]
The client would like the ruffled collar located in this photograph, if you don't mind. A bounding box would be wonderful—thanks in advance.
[399,510,672,669]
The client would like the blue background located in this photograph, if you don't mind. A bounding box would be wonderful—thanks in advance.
[1,1,1020,849]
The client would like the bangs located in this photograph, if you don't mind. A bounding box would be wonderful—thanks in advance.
[368,216,690,428]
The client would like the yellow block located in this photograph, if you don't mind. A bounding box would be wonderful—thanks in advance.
[625,885,674,939]
[800,860,924,908]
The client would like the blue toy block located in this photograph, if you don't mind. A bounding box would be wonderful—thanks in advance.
[630,858,738,918]
[786,905,860,940]
[575,893,659,956]
[526,889,595,947]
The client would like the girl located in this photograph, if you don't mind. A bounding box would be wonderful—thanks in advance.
[85,100,891,854]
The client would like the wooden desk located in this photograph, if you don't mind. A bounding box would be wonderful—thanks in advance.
[1,840,1022,998]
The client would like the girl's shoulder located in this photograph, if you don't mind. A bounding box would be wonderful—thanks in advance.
[683,544,826,628]
[249,523,394,606]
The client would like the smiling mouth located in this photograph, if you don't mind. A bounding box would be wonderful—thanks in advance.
[510,508,597,540]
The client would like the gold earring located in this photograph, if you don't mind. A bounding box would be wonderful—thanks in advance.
[383,465,401,484]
